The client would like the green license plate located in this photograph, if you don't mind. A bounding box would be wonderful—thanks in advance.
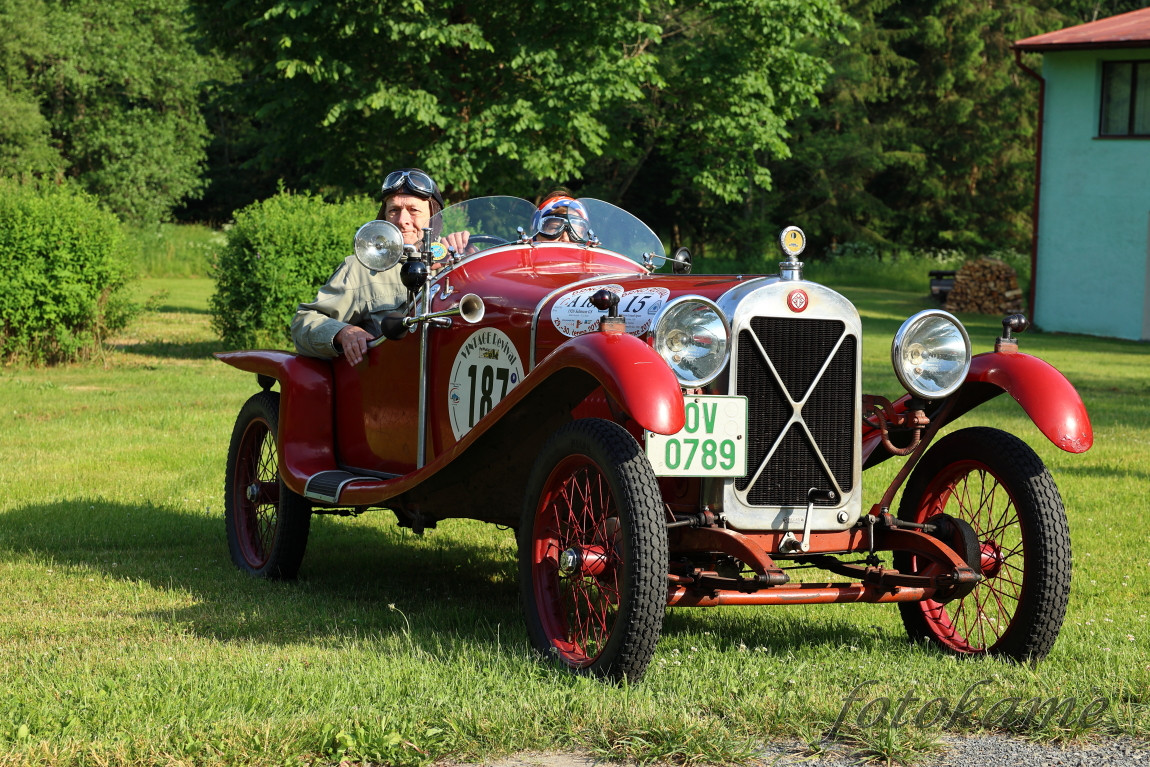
[646,395,747,477]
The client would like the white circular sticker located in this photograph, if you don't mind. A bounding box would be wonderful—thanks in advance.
[449,328,524,440]
[551,285,669,337]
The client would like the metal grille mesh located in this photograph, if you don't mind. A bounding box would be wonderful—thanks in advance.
[735,317,856,506]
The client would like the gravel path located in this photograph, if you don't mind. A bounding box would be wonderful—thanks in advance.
[444,735,1149,767]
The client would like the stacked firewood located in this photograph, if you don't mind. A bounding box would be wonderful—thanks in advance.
[944,258,1024,315]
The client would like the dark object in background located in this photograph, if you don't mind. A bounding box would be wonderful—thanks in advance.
[930,269,956,301]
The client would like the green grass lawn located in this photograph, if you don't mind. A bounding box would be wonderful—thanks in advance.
[0,276,1146,766]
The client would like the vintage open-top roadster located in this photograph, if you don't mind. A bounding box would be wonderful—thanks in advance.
[217,196,1092,680]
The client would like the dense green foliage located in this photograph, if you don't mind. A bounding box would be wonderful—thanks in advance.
[0,180,135,363]
[760,0,1071,255]
[188,0,849,245]
[4,0,1148,247]
[0,0,216,224]
[210,191,376,349]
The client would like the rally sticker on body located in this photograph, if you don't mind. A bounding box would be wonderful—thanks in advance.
[448,328,524,440]
[551,285,669,337]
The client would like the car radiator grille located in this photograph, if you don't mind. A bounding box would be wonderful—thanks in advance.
[734,317,856,507]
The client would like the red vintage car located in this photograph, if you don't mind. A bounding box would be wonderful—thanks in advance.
[217,196,1092,681]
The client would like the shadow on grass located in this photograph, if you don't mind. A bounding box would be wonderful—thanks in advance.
[0,499,910,665]
[145,303,213,315]
[0,499,522,651]
[110,339,228,360]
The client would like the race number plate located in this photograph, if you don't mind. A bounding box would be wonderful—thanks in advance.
[646,395,747,477]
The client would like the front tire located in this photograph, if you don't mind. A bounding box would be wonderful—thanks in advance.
[895,427,1071,660]
[518,419,667,681]
[225,391,312,579]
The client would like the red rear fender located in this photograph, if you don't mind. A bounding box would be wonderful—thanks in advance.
[215,350,336,493]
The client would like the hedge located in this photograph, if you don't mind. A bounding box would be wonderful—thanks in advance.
[210,191,378,350]
[0,179,135,364]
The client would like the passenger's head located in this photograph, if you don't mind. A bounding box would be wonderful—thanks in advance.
[531,194,590,243]
[378,168,445,245]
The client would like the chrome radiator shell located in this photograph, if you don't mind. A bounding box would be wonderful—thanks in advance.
[714,279,863,532]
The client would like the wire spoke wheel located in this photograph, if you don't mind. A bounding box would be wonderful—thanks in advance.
[896,427,1071,660]
[533,457,623,663]
[519,419,666,681]
[225,391,312,579]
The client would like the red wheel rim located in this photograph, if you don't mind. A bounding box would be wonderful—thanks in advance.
[909,460,1025,653]
[530,454,622,668]
[233,417,281,569]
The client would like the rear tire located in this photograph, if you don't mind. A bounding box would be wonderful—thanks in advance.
[225,391,312,579]
[895,427,1071,660]
[518,419,667,681]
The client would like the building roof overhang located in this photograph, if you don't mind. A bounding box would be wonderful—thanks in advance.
[1013,7,1150,52]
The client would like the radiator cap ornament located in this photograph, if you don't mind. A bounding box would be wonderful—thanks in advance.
[778,225,806,281]
[779,226,806,257]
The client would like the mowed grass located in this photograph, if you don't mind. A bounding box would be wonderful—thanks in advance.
[0,272,1147,767]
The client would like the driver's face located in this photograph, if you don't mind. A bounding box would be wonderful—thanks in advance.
[383,194,432,245]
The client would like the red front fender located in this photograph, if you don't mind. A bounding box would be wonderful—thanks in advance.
[863,351,1092,466]
[961,351,1093,452]
[528,331,686,435]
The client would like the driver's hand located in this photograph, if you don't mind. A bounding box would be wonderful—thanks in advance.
[441,230,473,256]
[334,325,372,366]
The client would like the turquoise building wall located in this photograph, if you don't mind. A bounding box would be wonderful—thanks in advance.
[1035,49,1150,341]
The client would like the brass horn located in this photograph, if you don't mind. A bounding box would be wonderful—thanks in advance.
[404,293,486,328]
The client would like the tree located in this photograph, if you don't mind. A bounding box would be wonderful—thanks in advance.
[586,0,853,257]
[764,0,1078,255]
[190,0,848,246]
[3,0,217,223]
[0,0,62,176]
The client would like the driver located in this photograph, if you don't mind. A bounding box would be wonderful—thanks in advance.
[291,168,465,365]
[530,193,591,243]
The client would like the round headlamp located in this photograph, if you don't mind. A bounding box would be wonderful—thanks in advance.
[353,219,404,272]
[891,310,972,399]
[653,297,730,387]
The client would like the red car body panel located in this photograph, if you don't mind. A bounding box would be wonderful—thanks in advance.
[217,243,690,504]
[214,350,336,490]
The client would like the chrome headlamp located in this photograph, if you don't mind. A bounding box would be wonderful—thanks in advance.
[653,297,730,387]
[891,310,972,399]
[353,219,404,271]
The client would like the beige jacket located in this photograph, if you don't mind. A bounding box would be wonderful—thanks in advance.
[290,255,408,359]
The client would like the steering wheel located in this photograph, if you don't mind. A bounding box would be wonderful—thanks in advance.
[466,234,508,247]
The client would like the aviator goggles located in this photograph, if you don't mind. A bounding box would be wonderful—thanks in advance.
[531,197,591,242]
[381,170,443,206]
[534,214,590,242]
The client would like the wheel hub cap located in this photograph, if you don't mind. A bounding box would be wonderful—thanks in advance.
[246,482,261,503]
[559,548,581,574]
[558,545,610,577]
[980,541,1005,578]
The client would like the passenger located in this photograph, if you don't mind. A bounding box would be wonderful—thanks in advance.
[291,168,466,365]
[530,193,591,244]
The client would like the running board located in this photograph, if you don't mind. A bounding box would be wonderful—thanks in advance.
[304,471,363,504]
